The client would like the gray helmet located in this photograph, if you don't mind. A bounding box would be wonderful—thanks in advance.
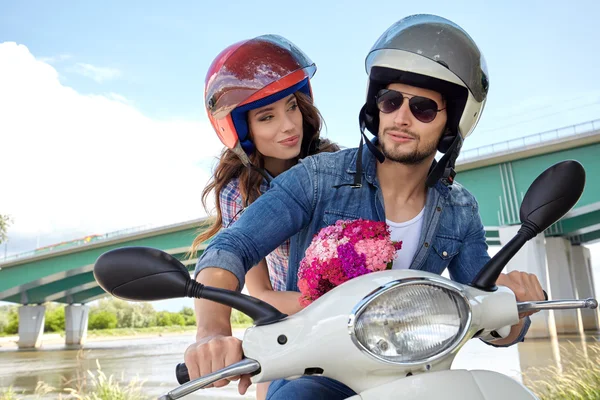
[359,14,489,185]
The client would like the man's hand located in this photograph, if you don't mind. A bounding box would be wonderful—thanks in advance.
[486,271,545,346]
[496,271,546,317]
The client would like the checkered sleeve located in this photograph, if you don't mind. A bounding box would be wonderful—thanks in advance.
[220,178,245,229]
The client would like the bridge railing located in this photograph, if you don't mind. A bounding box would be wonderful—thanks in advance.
[458,119,600,163]
[2,223,158,263]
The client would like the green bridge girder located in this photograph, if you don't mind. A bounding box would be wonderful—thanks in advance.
[0,220,208,305]
[457,133,600,244]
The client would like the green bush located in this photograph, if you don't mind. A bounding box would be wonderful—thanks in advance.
[0,312,9,333]
[155,311,172,327]
[169,313,185,326]
[4,310,18,335]
[230,309,252,326]
[179,307,196,326]
[44,304,65,332]
[90,299,158,329]
[89,311,118,330]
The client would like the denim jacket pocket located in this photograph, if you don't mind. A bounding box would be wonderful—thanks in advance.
[323,209,363,226]
[432,235,462,260]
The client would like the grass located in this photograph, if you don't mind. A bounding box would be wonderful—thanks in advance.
[1,353,149,400]
[62,359,148,400]
[0,386,18,400]
[0,381,60,400]
[525,342,600,399]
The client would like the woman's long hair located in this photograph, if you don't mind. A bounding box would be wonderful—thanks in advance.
[189,91,339,256]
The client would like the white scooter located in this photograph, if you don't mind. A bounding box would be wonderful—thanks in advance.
[93,160,597,400]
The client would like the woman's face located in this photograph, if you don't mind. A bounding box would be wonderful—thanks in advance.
[247,93,303,161]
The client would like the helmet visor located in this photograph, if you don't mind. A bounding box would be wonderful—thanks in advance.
[365,14,488,102]
[206,34,316,119]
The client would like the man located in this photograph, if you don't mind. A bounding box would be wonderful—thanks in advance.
[185,14,545,400]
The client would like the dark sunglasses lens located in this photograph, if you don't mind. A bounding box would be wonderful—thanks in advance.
[377,91,404,114]
[409,97,438,123]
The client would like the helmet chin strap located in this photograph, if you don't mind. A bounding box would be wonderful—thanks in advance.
[333,109,385,189]
[339,105,463,189]
[425,133,462,187]
[232,141,273,185]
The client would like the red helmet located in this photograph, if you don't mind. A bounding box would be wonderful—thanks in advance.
[205,35,316,156]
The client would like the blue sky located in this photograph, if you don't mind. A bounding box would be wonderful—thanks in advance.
[2,0,599,149]
[1,1,600,311]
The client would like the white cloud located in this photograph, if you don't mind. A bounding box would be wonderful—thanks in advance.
[0,42,224,249]
[69,62,122,83]
[106,92,131,104]
[38,54,72,64]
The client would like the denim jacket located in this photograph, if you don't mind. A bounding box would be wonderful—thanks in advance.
[195,145,530,345]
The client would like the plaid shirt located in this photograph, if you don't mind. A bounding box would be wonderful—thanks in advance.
[220,177,289,291]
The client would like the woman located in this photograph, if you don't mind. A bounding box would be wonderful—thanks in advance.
[190,35,339,329]
[190,35,339,399]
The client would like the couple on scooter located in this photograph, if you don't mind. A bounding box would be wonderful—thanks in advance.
[186,14,546,400]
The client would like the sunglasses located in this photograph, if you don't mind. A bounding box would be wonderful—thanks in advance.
[375,89,445,123]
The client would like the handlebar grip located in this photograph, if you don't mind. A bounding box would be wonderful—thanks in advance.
[176,363,190,384]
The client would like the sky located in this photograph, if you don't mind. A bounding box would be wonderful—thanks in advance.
[1,1,600,311]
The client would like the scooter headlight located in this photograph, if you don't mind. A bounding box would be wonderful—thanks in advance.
[348,278,471,365]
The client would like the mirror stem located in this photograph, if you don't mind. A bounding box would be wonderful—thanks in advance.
[186,280,288,325]
[471,224,536,291]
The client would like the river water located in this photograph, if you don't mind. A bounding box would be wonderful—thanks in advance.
[1,331,598,399]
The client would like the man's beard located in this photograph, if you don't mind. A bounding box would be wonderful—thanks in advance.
[379,128,438,165]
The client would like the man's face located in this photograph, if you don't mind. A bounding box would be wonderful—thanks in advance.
[377,83,447,164]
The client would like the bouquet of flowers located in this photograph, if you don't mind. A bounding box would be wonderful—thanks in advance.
[297,219,402,307]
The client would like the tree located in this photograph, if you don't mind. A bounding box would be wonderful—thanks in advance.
[231,309,252,326]
[0,214,12,245]
[44,304,65,332]
[180,307,194,317]
[90,298,158,328]
[156,311,173,327]
[169,313,185,326]
[88,311,118,330]
[3,308,19,334]
[181,307,196,326]
[0,312,8,333]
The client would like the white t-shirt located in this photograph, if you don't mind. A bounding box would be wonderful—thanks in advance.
[387,207,425,270]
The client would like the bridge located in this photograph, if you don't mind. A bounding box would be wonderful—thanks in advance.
[2,119,600,348]
[0,219,210,347]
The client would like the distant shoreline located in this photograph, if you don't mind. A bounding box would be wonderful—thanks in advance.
[0,326,249,350]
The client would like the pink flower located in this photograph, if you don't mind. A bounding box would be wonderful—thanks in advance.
[297,219,401,307]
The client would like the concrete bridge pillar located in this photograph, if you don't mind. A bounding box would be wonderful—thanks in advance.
[17,305,46,349]
[498,226,554,338]
[65,304,89,345]
[569,244,600,332]
[545,237,580,334]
